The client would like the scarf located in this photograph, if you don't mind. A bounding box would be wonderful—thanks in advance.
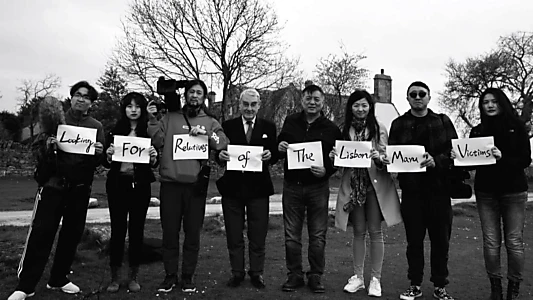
[344,118,370,213]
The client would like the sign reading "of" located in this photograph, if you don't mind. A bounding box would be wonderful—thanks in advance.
[452,136,496,166]
[386,145,426,173]
[287,141,323,170]
[112,135,151,164]
[334,140,372,168]
[56,124,97,155]
[172,134,209,160]
[226,145,263,172]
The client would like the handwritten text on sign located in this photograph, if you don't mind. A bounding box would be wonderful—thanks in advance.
[287,141,323,170]
[452,137,496,166]
[173,134,209,160]
[112,136,151,164]
[56,125,97,155]
[334,140,372,168]
[227,145,263,172]
[386,145,426,173]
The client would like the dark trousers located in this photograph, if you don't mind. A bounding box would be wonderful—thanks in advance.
[160,182,206,276]
[107,175,151,268]
[400,189,453,287]
[222,195,269,277]
[282,180,329,278]
[16,183,91,294]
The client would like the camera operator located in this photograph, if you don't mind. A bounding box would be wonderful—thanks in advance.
[147,79,228,294]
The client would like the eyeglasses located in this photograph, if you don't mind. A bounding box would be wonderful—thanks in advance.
[73,93,92,101]
[409,91,427,99]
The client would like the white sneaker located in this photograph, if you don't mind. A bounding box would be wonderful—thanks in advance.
[343,274,365,293]
[46,282,80,294]
[7,291,35,300]
[368,277,382,297]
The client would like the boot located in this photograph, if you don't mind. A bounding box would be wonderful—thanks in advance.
[106,266,120,293]
[489,278,503,300]
[128,266,141,292]
[507,280,520,300]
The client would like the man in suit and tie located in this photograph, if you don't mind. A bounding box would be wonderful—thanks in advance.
[216,88,279,289]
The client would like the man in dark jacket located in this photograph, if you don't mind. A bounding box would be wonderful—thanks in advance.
[8,81,105,300]
[277,84,342,293]
[388,81,458,300]
[217,88,278,289]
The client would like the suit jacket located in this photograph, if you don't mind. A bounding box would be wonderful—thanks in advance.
[216,116,279,198]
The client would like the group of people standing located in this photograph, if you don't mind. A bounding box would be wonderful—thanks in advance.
[7,78,530,300]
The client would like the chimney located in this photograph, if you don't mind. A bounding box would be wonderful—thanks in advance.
[374,69,392,103]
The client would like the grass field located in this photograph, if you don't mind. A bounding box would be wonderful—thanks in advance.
[0,203,532,300]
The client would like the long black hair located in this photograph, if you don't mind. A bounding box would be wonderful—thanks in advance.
[342,90,379,141]
[478,88,524,132]
[113,92,149,137]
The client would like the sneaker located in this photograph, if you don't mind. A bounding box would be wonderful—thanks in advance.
[399,285,422,300]
[343,275,365,293]
[181,275,196,293]
[368,277,382,297]
[157,273,177,293]
[7,291,35,300]
[46,282,80,294]
[128,279,141,293]
[106,281,120,293]
[433,287,454,300]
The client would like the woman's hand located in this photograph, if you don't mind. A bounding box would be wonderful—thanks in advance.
[491,146,502,160]
[106,143,115,162]
[218,150,230,161]
[329,146,337,162]
[94,142,104,155]
[450,149,457,160]
[370,149,380,161]
[149,146,157,164]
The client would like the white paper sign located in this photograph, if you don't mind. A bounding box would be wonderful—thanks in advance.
[287,141,323,169]
[56,124,97,155]
[386,145,426,173]
[227,145,263,172]
[334,140,372,168]
[452,137,496,166]
[112,136,151,164]
[173,134,209,160]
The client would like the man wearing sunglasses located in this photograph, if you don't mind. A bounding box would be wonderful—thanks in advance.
[386,81,458,300]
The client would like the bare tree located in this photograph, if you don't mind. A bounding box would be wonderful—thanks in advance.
[440,31,533,136]
[114,0,300,121]
[17,74,61,142]
[315,44,369,119]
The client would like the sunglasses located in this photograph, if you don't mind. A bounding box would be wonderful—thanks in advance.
[409,91,427,99]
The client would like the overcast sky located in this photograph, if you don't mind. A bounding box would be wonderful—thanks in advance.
[1,0,532,116]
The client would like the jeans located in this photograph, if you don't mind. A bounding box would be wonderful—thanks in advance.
[350,184,384,279]
[282,180,329,277]
[476,191,527,282]
[160,182,206,276]
[107,175,151,268]
[400,189,452,287]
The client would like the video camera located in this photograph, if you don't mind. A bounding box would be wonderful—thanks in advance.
[153,77,191,112]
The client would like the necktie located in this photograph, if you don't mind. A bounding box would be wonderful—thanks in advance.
[246,120,253,143]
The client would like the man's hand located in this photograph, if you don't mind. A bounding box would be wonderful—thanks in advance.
[278,141,289,153]
[329,147,337,163]
[147,100,158,121]
[106,143,115,162]
[219,150,230,161]
[94,142,104,155]
[420,152,435,168]
[189,125,207,136]
[310,165,326,178]
[261,150,271,161]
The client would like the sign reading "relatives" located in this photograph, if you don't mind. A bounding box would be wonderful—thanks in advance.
[172,134,209,160]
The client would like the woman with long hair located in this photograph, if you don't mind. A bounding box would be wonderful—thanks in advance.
[147,79,228,293]
[104,92,158,293]
[452,88,531,300]
[330,90,402,297]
